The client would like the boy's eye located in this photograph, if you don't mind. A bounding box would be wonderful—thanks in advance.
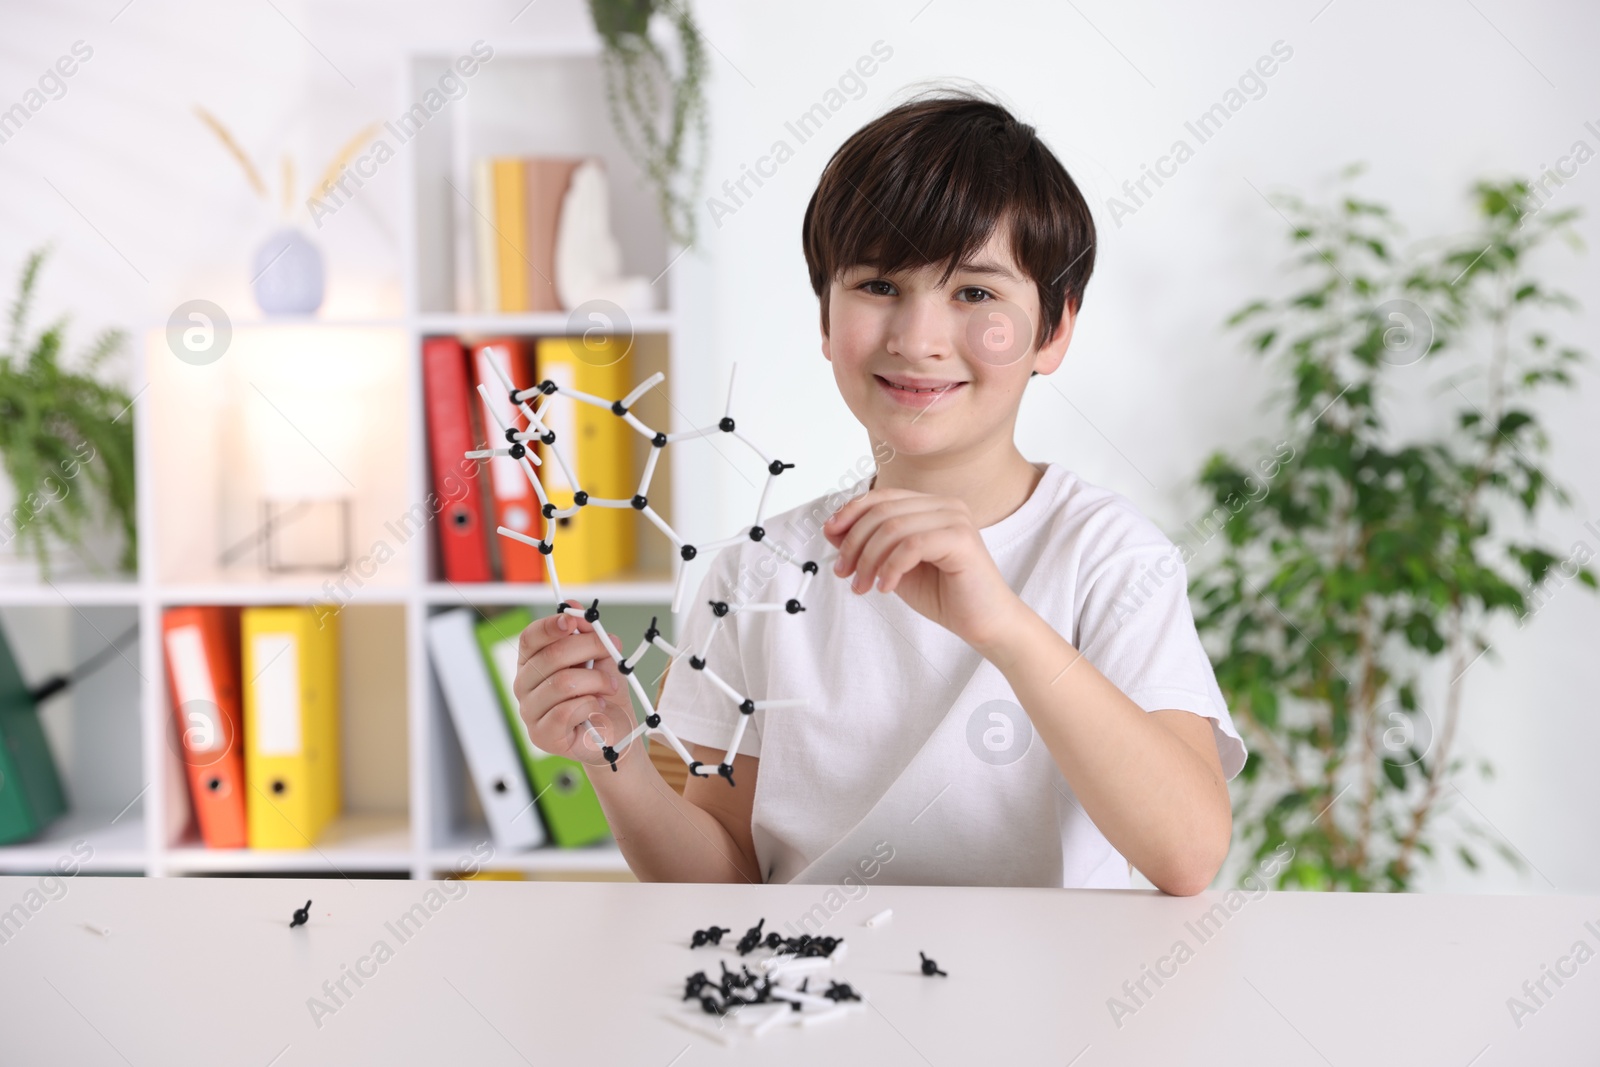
[856,280,995,302]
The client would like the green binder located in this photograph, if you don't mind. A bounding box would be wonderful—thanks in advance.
[0,622,67,845]
[474,608,611,848]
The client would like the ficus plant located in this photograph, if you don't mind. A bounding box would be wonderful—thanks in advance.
[1189,165,1594,891]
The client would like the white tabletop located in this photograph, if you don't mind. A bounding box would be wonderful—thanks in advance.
[0,874,1594,1064]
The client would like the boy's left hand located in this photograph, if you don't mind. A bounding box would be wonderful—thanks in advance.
[824,488,1021,650]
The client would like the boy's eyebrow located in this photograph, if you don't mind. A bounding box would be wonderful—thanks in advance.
[844,258,1022,283]
[953,258,1021,281]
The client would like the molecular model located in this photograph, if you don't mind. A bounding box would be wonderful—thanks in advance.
[464,357,831,786]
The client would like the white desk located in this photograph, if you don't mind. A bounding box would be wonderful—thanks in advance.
[0,874,1594,1064]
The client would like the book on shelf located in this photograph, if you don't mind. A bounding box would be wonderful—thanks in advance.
[483,157,583,314]
[460,155,656,317]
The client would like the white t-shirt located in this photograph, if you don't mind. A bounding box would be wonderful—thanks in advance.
[655,461,1247,888]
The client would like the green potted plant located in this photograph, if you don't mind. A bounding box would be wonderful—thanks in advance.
[588,0,709,249]
[0,246,138,579]
[1189,165,1593,890]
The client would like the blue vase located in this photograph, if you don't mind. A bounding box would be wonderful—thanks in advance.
[251,227,325,316]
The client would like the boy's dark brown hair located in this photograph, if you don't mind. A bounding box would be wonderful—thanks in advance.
[802,86,1096,356]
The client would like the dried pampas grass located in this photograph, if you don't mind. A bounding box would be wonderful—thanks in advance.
[194,106,379,218]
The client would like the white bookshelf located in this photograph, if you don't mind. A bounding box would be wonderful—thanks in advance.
[0,36,704,881]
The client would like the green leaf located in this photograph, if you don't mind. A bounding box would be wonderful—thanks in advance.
[1382,759,1406,789]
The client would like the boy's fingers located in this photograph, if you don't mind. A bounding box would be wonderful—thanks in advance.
[518,601,586,666]
[533,662,615,706]
[856,513,952,591]
[525,671,614,747]
[517,621,552,667]
[559,698,611,755]
[825,488,897,537]
[835,498,945,577]
[876,537,930,594]
[516,629,615,706]
[854,524,919,591]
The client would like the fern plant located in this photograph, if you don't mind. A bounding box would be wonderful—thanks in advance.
[0,246,137,578]
[1191,166,1593,891]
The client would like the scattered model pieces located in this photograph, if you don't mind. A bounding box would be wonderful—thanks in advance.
[289,900,312,929]
[463,361,833,784]
[864,908,893,928]
[721,919,843,960]
[691,925,731,948]
[919,951,947,977]
[679,918,870,1038]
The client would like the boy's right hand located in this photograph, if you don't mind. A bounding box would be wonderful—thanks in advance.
[513,600,637,768]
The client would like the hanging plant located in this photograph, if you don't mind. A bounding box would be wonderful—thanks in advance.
[588,0,709,249]
[0,246,138,577]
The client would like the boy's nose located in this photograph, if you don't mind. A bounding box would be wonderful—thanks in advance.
[885,300,958,363]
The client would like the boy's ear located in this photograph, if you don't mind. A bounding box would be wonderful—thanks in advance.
[1031,299,1077,377]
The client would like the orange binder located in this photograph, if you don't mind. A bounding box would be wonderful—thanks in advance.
[473,337,545,582]
[161,606,248,849]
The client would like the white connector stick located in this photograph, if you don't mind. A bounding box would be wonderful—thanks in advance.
[638,505,683,547]
[621,371,666,410]
[766,957,834,981]
[864,908,893,928]
[670,560,691,615]
[768,987,834,1011]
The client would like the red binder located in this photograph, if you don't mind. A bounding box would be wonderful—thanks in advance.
[161,606,248,849]
[423,336,493,582]
[472,337,545,582]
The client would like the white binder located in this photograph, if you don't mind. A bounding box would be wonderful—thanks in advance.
[426,608,546,851]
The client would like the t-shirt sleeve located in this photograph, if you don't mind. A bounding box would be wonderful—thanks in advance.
[1074,539,1248,780]
[650,549,762,760]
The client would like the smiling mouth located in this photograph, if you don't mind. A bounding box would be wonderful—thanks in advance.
[875,375,965,395]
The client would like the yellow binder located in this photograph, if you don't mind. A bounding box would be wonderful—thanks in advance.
[242,606,341,849]
[534,335,636,583]
[492,158,530,313]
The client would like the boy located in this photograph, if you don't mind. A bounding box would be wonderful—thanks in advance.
[513,88,1245,895]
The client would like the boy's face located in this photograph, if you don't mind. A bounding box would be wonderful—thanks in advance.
[821,228,1074,464]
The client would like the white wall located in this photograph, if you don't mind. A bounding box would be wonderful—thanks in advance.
[3,0,1595,893]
